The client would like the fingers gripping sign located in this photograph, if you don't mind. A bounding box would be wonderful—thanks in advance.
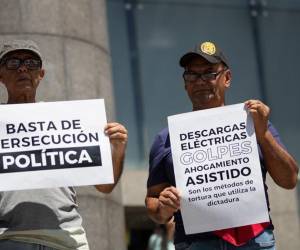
[245,100,270,142]
[95,122,127,193]
[105,122,128,150]
[158,186,181,222]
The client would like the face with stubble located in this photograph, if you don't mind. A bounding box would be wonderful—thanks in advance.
[183,56,231,111]
[0,50,45,104]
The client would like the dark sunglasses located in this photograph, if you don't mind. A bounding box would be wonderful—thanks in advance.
[0,58,42,70]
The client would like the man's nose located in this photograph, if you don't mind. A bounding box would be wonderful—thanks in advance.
[194,77,207,85]
[17,64,28,73]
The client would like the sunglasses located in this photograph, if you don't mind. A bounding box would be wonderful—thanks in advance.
[183,68,227,83]
[0,58,42,70]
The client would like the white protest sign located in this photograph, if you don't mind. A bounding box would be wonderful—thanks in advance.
[0,99,113,191]
[168,103,269,234]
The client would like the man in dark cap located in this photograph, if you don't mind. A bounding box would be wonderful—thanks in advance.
[145,41,298,250]
[0,39,127,249]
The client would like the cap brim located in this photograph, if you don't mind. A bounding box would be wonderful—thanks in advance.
[179,52,221,67]
[0,49,42,62]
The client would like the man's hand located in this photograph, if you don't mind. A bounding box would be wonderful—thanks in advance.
[105,122,128,153]
[245,99,298,189]
[95,122,127,193]
[158,186,180,222]
[146,184,181,224]
[245,99,270,143]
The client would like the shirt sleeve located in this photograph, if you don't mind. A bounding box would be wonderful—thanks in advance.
[147,130,170,188]
[267,121,286,150]
[258,121,287,174]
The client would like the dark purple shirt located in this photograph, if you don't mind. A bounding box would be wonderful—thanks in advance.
[147,122,284,244]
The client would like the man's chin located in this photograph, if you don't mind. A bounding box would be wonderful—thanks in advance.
[195,94,215,103]
[14,87,36,96]
[193,97,219,110]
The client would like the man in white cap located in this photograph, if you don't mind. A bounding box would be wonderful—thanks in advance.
[0,39,127,250]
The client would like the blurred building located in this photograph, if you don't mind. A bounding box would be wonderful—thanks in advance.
[106,1,300,250]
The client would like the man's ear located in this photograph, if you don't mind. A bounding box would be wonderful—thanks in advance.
[39,68,45,80]
[33,68,45,89]
[224,69,232,88]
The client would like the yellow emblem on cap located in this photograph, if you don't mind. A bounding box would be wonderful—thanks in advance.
[200,42,216,55]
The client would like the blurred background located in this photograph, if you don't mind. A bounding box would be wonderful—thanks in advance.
[0,0,299,250]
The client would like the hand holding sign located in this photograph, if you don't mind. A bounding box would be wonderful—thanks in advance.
[245,100,270,143]
[95,122,128,193]
[168,103,269,234]
[0,99,114,191]
[105,122,128,149]
[158,186,181,222]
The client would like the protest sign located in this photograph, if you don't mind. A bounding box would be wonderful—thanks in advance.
[168,103,269,234]
[0,99,113,191]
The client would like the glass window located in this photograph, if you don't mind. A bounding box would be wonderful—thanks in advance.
[107,0,300,169]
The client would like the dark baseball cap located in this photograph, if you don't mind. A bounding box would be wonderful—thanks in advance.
[0,39,42,62]
[179,41,229,68]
